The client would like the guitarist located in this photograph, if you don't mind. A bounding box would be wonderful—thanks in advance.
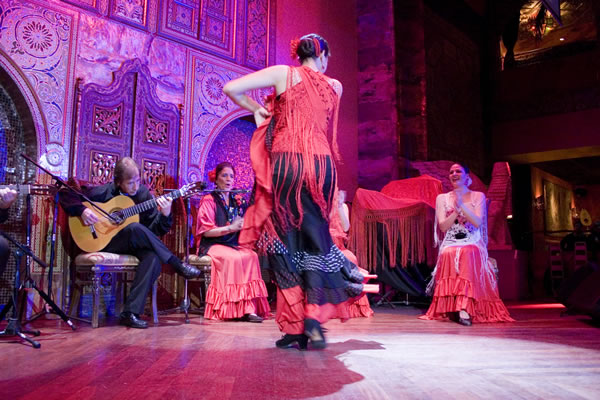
[0,187,17,277]
[59,157,202,329]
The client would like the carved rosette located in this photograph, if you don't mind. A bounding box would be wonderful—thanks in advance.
[187,53,267,174]
[90,151,118,184]
[144,113,169,145]
[142,159,166,193]
[93,104,123,136]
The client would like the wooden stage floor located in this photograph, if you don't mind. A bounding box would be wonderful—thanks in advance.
[1,302,599,400]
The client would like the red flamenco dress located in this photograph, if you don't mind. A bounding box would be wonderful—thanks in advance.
[240,66,367,335]
[196,193,270,320]
[420,192,513,323]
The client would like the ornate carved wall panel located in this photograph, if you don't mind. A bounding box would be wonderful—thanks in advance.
[75,66,136,182]
[182,51,265,185]
[109,0,150,30]
[74,59,180,191]
[244,0,270,69]
[89,150,119,184]
[142,159,166,193]
[159,0,237,60]
[158,0,273,68]
[62,0,103,13]
[0,0,78,175]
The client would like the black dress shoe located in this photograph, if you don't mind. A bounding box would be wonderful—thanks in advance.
[304,318,326,349]
[243,313,263,323]
[119,312,148,329]
[178,262,202,280]
[276,334,308,350]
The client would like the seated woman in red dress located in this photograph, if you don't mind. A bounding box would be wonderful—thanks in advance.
[420,163,513,326]
[196,162,270,322]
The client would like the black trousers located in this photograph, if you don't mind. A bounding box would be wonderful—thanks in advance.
[0,235,9,278]
[102,223,174,315]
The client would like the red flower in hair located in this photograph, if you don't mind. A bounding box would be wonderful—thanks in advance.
[290,38,300,60]
[208,169,217,182]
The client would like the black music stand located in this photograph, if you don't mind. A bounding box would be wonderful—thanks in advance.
[0,231,75,348]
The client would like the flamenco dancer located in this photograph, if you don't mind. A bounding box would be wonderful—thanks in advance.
[223,34,370,349]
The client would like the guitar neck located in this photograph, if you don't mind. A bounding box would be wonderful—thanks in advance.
[0,184,53,196]
[119,189,182,219]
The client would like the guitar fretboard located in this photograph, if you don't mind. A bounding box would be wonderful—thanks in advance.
[118,190,182,219]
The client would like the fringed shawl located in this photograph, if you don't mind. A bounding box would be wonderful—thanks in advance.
[239,66,341,249]
[348,189,436,272]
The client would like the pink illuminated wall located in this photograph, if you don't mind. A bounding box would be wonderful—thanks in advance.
[275,0,359,198]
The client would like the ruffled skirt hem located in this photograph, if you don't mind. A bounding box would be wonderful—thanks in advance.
[204,279,270,320]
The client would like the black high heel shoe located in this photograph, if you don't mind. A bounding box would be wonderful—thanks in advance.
[304,318,326,349]
[457,310,472,326]
[276,334,308,350]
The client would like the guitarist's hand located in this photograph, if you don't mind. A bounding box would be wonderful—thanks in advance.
[156,196,173,217]
[81,208,99,226]
[0,187,17,209]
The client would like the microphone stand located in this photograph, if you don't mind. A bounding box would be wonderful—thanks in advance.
[0,230,75,348]
[26,190,62,323]
[159,188,250,321]
[19,154,122,322]
[0,245,40,348]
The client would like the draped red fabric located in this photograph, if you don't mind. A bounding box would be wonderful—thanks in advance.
[348,188,436,271]
[380,175,442,209]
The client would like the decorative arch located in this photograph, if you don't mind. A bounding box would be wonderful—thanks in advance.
[0,48,47,170]
[190,108,253,184]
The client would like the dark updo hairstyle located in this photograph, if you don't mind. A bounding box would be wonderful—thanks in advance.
[215,161,235,178]
[452,163,472,187]
[456,163,470,175]
[293,33,330,62]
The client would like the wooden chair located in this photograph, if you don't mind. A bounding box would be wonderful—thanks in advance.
[69,252,158,328]
[548,244,564,296]
[171,197,211,323]
[58,193,159,329]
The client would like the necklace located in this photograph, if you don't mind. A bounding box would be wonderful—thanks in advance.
[219,193,237,223]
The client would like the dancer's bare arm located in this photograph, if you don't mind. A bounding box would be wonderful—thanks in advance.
[223,65,288,126]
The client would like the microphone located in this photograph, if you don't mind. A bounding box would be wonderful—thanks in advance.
[213,188,251,193]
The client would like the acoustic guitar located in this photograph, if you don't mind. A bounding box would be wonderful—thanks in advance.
[68,181,205,252]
